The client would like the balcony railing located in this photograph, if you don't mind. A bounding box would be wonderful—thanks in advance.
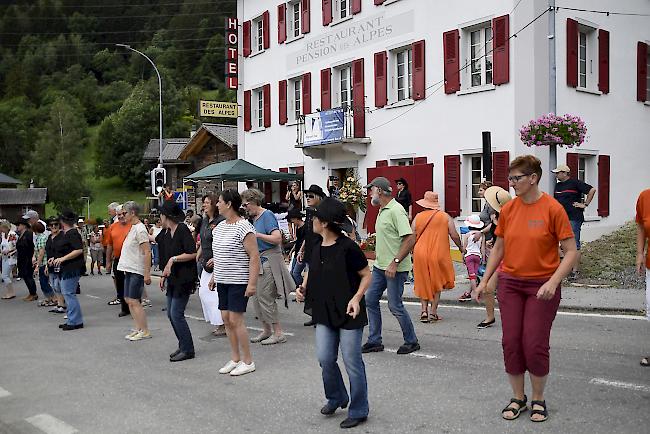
[296,106,356,148]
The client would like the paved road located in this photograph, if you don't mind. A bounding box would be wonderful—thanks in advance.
[0,275,648,434]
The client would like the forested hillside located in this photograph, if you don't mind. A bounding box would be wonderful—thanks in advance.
[0,0,236,212]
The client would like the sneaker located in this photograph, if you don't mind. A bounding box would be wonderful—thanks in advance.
[127,330,152,341]
[396,342,420,354]
[50,306,65,314]
[125,330,140,340]
[219,360,241,374]
[361,342,384,353]
[142,299,152,307]
[230,361,256,376]
[260,334,287,345]
[458,291,472,302]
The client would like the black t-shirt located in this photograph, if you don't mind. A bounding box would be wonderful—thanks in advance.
[396,189,412,212]
[302,207,322,264]
[554,178,593,222]
[159,223,197,296]
[60,229,84,276]
[45,233,62,272]
[294,224,306,253]
[199,214,224,263]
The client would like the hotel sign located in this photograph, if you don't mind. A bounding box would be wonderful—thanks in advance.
[288,11,414,68]
[225,17,238,90]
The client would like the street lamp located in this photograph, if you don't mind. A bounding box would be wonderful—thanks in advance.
[116,43,164,168]
[80,196,90,222]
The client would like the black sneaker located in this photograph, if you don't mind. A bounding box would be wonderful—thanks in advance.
[458,291,472,302]
[477,319,496,329]
[61,323,83,331]
[361,342,384,353]
[396,342,420,354]
[50,306,66,314]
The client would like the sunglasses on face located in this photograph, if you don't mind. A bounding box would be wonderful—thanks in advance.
[508,174,532,183]
[305,194,316,199]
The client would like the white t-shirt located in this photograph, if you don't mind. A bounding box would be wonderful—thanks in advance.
[117,222,150,276]
[212,219,256,284]
[464,231,483,258]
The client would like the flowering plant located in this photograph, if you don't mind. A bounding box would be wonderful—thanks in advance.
[338,169,366,212]
[519,113,587,148]
[360,233,376,252]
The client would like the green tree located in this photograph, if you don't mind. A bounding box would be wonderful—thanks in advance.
[0,96,36,176]
[24,97,90,213]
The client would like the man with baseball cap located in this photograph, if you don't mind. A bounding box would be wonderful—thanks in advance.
[552,164,597,278]
[362,177,419,355]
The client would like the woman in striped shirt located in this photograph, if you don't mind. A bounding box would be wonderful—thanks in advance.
[209,189,260,377]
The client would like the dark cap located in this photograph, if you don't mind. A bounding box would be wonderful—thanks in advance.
[160,201,185,223]
[314,198,353,234]
[14,217,30,228]
[303,184,326,198]
[286,208,303,221]
[364,176,392,193]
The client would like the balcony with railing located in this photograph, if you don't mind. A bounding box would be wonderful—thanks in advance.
[296,106,370,159]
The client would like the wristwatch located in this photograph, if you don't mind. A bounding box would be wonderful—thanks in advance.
[393,258,401,264]
[172,256,177,263]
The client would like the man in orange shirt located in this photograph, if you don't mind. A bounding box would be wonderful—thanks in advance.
[635,189,650,367]
[105,204,133,317]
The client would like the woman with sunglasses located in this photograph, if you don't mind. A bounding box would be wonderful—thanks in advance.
[474,155,577,423]
[45,217,66,313]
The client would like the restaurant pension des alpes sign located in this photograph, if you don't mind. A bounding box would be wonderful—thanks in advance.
[225,17,238,90]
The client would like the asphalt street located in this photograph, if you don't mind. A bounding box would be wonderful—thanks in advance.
[0,274,649,434]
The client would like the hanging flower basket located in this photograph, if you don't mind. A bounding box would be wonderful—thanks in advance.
[519,113,587,148]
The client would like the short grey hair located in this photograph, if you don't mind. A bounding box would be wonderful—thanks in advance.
[241,188,265,206]
[115,204,123,213]
[122,201,140,215]
[108,202,119,211]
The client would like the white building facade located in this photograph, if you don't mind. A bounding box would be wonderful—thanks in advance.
[236,0,650,239]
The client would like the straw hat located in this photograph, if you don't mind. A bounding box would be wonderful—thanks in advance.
[463,214,485,229]
[484,186,512,212]
[416,191,441,210]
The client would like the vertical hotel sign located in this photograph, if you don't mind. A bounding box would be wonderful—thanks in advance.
[225,17,238,89]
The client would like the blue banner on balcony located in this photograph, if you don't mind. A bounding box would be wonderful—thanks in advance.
[303,108,345,147]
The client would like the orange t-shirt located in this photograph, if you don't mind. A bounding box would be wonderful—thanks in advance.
[101,226,111,247]
[495,192,574,279]
[107,222,132,258]
[635,189,650,269]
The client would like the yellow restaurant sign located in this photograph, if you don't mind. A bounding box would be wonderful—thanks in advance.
[199,100,238,118]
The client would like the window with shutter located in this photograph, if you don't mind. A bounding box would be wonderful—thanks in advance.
[322,0,332,25]
[412,40,425,100]
[374,0,385,4]
[374,51,387,107]
[302,72,312,115]
[597,155,610,217]
[444,155,461,217]
[263,84,271,128]
[443,29,460,93]
[243,20,251,57]
[375,160,388,167]
[290,78,301,122]
[566,153,579,179]
[638,42,648,102]
[279,80,288,125]
[598,29,609,93]
[321,68,331,110]
[301,0,310,34]
[262,11,270,50]
[352,58,365,138]
[566,18,579,87]
[244,90,251,131]
[278,4,287,43]
[413,157,427,165]
[351,0,361,14]
[491,151,510,190]
[492,15,510,85]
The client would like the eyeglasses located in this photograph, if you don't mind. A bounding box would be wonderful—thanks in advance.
[507,174,532,183]
[305,194,316,199]
[118,212,127,217]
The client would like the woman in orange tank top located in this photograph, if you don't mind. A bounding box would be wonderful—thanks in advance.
[411,191,464,322]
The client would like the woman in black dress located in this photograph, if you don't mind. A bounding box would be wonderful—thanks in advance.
[395,178,412,220]
[286,181,303,240]
[15,218,38,301]
[296,198,372,429]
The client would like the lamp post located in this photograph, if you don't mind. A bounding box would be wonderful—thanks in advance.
[80,196,90,222]
[116,44,164,168]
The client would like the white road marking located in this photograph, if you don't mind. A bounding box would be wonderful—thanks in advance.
[380,300,644,320]
[184,314,296,336]
[384,348,439,360]
[25,414,78,434]
[589,378,650,393]
[84,294,101,299]
[0,386,11,398]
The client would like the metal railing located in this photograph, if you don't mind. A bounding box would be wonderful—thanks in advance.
[296,105,357,147]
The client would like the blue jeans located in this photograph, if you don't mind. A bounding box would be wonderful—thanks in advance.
[315,325,369,419]
[49,273,62,294]
[61,274,83,326]
[365,268,417,346]
[290,256,306,286]
[569,220,582,250]
[38,266,54,297]
[151,243,159,266]
[167,294,194,354]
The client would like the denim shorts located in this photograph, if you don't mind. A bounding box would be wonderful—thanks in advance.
[569,220,582,250]
[49,273,62,294]
[124,272,144,300]
[217,283,248,313]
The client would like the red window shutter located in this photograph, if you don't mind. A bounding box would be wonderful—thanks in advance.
[279,167,289,172]
[414,157,427,165]
[278,80,287,125]
[321,68,331,110]
[375,0,385,4]
[279,167,289,204]
[491,151,510,190]
[322,0,332,26]
[598,29,609,93]
[302,72,312,115]
[264,182,273,203]
[295,166,304,174]
[244,90,251,131]
[352,0,361,14]
[566,18,578,87]
[412,40,426,100]
[597,155,610,217]
[302,0,311,34]
[278,4,286,44]
[443,30,460,94]
[352,58,365,138]
[492,14,510,85]
[243,20,251,57]
[376,160,388,167]
[566,153,579,179]
[263,11,270,50]
[638,42,648,102]
[444,155,461,217]
[263,84,271,128]
[374,51,387,108]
